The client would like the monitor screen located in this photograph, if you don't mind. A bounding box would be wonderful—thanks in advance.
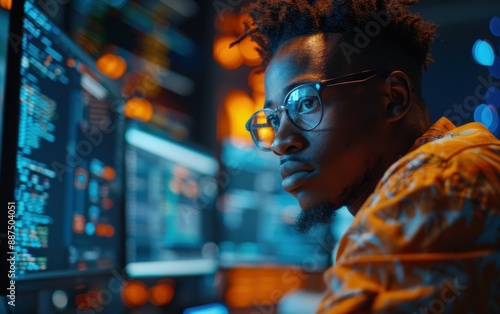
[124,125,219,278]
[217,141,332,270]
[0,0,125,287]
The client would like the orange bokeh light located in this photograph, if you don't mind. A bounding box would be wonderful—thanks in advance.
[224,267,307,308]
[124,98,154,122]
[223,90,255,142]
[102,166,116,181]
[213,35,243,70]
[102,198,113,210]
[172,165,189,179]
[257,126,275,145]
[96,224,114,237]
[253,92,266,109]
[122,281,149,307]
[72,214,85,234]
[149,283,175,306]
[225,286,254,308]
[96,53,127,79]
[67,58,76,68]
[239,37,261,66]
[0,0,12,10]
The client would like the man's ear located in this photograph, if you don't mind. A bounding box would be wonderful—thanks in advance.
[385,71,413,123]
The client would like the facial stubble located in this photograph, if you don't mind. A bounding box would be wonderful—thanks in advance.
[294,165,373,234]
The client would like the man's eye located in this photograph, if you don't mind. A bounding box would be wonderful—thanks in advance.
[298,97,320,113]
[268,115,280,128]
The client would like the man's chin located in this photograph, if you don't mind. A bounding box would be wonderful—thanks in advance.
[294,201,338,234]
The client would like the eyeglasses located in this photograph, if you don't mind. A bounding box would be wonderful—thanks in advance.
[245,69,391,151]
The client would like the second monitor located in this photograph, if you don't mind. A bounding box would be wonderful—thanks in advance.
[124,124,219,278]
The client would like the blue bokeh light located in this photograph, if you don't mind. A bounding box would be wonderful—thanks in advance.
[490,16,500,37]
[489,55,500,79]
[474,103,488,124]
[474,103,500,133]
[85,222,96,236]
[474,104,486,123]
[482,105,493,127]
[472,39,495,66]
[486,105,499,133]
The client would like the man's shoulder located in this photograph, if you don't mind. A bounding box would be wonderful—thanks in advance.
[404,122,500,161]
[388,121,500,177]
[414,121,500,162]
[375,122,500,201]
[405,121,500,180]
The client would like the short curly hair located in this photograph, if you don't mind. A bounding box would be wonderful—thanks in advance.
[232,0,437,72]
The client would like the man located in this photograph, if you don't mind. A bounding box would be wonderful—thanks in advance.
[234,0,500,312]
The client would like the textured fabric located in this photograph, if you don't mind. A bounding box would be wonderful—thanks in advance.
[317,117,500,314]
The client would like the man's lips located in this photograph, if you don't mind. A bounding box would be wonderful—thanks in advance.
[279,159,315,192]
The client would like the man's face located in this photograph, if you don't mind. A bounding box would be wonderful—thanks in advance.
[264,34,391,218]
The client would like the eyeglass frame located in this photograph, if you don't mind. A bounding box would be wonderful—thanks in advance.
[245,69,392,151]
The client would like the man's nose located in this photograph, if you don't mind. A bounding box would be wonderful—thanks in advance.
[270,112,307,156]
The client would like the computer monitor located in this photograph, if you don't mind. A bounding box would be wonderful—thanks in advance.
[0,0,125,291]
[217,141,332,270]
[124,124,219,278]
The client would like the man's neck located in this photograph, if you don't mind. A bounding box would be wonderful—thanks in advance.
[347,115,431,217]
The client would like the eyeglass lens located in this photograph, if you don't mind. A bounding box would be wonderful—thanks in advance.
[249,85,322,150]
